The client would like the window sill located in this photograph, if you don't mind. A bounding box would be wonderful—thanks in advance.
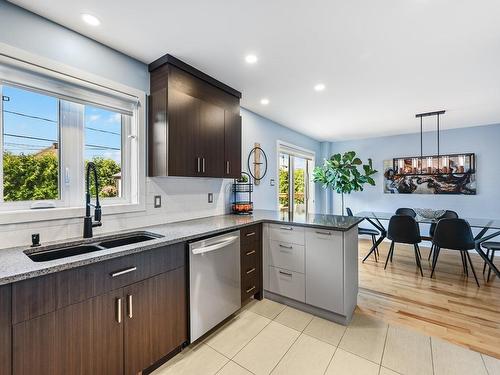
[0,202,146,225]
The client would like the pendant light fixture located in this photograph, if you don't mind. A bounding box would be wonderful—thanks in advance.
[392,110,475,176]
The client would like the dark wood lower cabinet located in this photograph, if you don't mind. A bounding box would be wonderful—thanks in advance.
[124,267,187,375]
[11,247,188,375]
[0,285,11,375]
[240,224,263,304]
[13,288,124,375]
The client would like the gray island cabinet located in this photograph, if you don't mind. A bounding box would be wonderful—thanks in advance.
[264,223,359,325]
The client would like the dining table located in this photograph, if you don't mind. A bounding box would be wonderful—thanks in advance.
[356,211,500,279]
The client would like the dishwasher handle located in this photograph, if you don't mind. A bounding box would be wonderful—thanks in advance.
[191,235,239,255]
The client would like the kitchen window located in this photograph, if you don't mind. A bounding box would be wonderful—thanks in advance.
[1,85,60,203]
[0,59,141,216]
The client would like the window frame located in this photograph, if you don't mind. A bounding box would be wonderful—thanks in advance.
[0,53,145,224]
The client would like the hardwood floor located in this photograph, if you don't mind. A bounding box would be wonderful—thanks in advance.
[357,239,500,359]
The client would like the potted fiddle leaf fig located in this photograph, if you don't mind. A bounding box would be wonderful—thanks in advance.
[313,151,377,215]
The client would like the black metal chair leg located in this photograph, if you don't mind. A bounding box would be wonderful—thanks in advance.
[487,251,495,282]
[428,243,434,261]
[415,243,422,260]
[390,243,394,262]
[483,249,490,274]
[371,235,378,262]
[464,251,469,276]
[460,251,467,274]
[430,247,441,278]
[384,241,394,270]
[414,244,424,277]
[465,251,480,287]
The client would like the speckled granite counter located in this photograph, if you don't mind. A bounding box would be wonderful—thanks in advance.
[0,210,363,285]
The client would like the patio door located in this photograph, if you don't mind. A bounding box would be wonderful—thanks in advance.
[278,143,315,220]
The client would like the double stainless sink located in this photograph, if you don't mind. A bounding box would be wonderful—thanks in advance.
[26,232,163,262]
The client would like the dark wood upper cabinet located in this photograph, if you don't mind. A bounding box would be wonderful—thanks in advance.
[224,111,242,178]
[148,55,241,178]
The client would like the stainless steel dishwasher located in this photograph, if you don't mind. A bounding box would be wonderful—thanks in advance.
[189,230,241,342]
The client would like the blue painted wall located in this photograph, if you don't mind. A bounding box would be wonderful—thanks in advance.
[328,124,500,219]
[0,0,149,92]
[241,109,323,213]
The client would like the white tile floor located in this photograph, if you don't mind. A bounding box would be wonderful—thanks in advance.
[152,299,500,375]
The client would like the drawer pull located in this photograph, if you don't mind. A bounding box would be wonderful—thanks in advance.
[246,267,256,274]
[280,226,293,231]
[279,270,293,277]
[111,267,137,278]
[127,294,133,318]
[279,244,293,249]
[315,231,332,236]
[116,298,122,323]
[245,250,256,256]
[245,232,256,237]
[245,286,256,293]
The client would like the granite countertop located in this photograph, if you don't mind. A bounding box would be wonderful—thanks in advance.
[0,210,363,285]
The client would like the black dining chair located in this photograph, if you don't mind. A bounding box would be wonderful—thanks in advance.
[431,218,480,287]
[481,242,499,282]
[426,210,459,261]
[395,208,417,218]
[384,214,424,276]
[347,207,380,261]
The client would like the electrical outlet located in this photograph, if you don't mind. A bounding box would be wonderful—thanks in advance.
[208,193,213,203]
[270,178,275,186]
[154,195,162,208]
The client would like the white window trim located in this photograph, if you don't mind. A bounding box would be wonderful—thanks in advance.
[276,140,316,215]
[0,47,146,225]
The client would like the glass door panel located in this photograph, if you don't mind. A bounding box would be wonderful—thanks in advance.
[292,156,307,220]
[278,153,290,217]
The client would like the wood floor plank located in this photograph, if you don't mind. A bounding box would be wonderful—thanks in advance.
[357,239,500,359]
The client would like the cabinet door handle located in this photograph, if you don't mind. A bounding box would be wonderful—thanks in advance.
[245,250,256,256]
[111,267,137,278]
[245,232,256,237]
[280,226,293,231]
[279,244,293,249]
[279,270,293,277]
[226,161,230,175]
[127,294,133,318]
[202,158,206,173]
[116,298,122,323]
[246,267,256,274]
[245,286,256,294]
[315,231,332,236]
[197,157,201,173]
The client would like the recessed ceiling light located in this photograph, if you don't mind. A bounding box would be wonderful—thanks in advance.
[81,13,100,26]
[260,98,269,105]
[245,54,258,64]
[314,83,326,92]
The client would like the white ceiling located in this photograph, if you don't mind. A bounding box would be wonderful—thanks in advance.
[9,0,500,141]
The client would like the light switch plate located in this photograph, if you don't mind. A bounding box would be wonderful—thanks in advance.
[208,193,213,203]
[154,195,161,208]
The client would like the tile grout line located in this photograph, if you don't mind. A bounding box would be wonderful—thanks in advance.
[379,324,390,368]
[480,353,491,375]
[322,314,352,375]
[429,336,436,375]
[267,330,302,374]
[267,306,315,374]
